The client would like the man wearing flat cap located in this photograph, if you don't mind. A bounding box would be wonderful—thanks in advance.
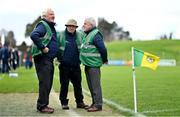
[57,19,88,110]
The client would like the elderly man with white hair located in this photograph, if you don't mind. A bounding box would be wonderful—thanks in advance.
[80,17,108,112]
[30,8,58,113]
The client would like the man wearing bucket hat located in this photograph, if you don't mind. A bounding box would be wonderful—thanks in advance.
[57,19,88,110]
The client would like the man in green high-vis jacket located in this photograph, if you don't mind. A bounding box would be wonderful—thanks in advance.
[57,19,88,110]
[30,8,58,114]
[80,17,108,112]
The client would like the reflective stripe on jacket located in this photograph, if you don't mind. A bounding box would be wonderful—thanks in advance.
[80,28,103,67]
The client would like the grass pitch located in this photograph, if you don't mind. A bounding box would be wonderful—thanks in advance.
[0,65,180,116]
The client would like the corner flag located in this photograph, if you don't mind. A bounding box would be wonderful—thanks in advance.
[131,47,160,113]
[133,48,160,70]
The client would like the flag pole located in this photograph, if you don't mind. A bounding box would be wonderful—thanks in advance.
[131,47,137,113]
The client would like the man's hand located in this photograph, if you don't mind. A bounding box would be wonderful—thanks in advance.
[42,47,49,53]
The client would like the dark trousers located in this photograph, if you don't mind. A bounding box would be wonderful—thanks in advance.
[2,60,9,73]
[59,65,84,105]
[85,66,102,108]
[34,56,54,110]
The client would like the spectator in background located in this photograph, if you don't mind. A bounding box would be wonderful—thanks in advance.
[1,45,10,73]
[24,48,32,69]
[0,43,2,73]
[14,47,20,68]
[9,48,19,70]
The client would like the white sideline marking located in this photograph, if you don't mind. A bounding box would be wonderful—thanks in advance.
[51,89,81,117]
[142,109,180,113]
[54,73,145,116]
[82,88,146,117]
[44,73,179,116]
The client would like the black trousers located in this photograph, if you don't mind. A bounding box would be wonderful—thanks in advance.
[34,56,54,110]
[59,65,84,105]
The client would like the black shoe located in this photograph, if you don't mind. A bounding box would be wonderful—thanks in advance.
[77,102,89,109]
[37,106,54,113]
[62,105,69,110]
[84,104,93,110]
[87,106,102,112]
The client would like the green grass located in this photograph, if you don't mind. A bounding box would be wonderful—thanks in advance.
[0,66,72,93]
[0,68,38,93]
[81,65,180,116]
[1,65,180,116]
[106,40,180,65]
[1,40,180,116]
[108,66,180,116]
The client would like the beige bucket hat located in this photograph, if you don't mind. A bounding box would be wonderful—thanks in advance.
[65,19,78,27]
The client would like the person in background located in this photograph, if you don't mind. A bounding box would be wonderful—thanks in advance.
[24,48,32,69]
[80,17,108,112]
[30,8,58,113]
[14,47,19,68]
[57,19,88,110]
[1,44,10,73]
[0,43,2,73]
[10,48,19,70]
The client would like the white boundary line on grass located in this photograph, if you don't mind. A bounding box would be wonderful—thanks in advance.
[142,108,180,114]
[36,71,179,116]
[51,89,81,116]
[54,73,145,116]
[82,88,146,117]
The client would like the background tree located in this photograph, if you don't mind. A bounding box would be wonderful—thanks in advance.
[160,32,173,40]
[25,16,132,42]
[4,31,16,47]
[25,16,41,37]
[18,41,28,52]
[17,41,31,66]
[0,29,7,45]
[169,32,173,40]
[98,18,114,41]
[97,17,131,41]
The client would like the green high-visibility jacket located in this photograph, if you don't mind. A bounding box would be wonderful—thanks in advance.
[80,28,103,67]
[56,30,83,61]
[31,20,52,57]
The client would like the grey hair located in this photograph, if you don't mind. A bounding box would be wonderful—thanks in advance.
[41,8,52,19]
[85,17,96,28]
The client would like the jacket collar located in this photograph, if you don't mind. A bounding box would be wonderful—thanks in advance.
[42,19,56,27]
[85,27,96,35]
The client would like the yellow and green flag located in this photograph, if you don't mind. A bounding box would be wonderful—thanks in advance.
[133,48,160,70]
